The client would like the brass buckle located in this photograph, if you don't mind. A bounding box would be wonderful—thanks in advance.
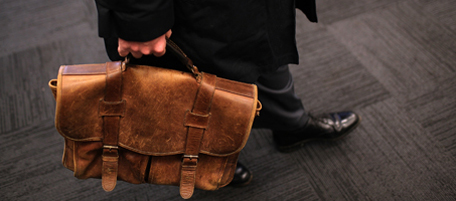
[103,145,119,151]
[183,155,198,160]
[182,155,199,167]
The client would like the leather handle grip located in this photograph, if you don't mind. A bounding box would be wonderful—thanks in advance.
[122,38,200,77]
[165,38,198,73]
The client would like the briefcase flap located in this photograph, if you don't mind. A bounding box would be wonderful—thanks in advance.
[51,62,258,157]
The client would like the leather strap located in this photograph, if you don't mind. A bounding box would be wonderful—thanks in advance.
[100,62,123,192]
[166,38,200,76]
[124,38,200,77]
[180,73,216,199]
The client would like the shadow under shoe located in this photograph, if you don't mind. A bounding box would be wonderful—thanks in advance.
[273,111,361,152]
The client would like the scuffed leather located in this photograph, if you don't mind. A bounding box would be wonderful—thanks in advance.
[102,149,119,191]
[100,62,123,192]
[54,63,257,155]
[49,61,259,198]
[180,158,198,199]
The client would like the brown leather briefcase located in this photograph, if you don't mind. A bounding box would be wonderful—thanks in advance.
[48,40,261,199]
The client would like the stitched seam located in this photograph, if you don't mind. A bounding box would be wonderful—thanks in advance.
[215,86,254,98]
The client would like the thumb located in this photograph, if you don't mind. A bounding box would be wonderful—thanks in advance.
[165,30,172,38]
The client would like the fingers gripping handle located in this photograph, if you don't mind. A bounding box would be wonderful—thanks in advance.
[122,38,200,77]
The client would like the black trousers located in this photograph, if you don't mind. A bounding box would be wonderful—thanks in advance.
[252,65,309,132]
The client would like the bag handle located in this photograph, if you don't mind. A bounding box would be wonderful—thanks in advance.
[122,38,200,77]
[166,38,200,76]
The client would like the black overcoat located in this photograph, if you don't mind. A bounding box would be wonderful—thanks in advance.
[96,0,317,83]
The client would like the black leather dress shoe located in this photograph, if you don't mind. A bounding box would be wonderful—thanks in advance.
[273,111,360,152]
[228,162,253,187]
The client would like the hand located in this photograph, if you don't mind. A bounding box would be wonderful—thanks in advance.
[118,30,172,58]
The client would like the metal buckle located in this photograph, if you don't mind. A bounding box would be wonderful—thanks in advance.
[103,145,119,151]
[182,155,199,162]
[183,155,199,160]
[182,155,199,167]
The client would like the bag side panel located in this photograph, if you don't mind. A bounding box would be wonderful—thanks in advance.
[62,139,75,171]
[217,153,239,188]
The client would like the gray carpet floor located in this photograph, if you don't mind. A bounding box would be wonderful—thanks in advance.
[1,0,455,200]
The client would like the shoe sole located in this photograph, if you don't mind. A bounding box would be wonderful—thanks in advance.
[276,115,362,153]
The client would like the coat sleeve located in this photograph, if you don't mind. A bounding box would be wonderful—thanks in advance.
[295,0,318,23]
[95,0,174,42]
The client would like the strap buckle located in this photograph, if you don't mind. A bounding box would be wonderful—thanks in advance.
[182,155,199,166]
[103,145,119,151]
[183,155,199,161]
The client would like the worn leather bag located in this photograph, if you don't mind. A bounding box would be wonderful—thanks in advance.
[48,40,261,199]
